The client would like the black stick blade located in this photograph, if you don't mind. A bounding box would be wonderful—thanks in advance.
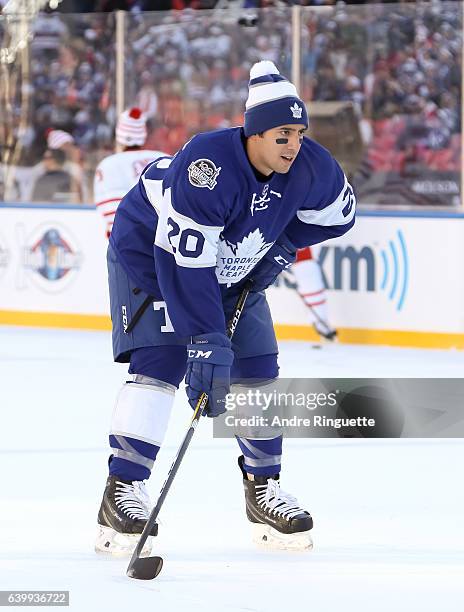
[126,556,164,580]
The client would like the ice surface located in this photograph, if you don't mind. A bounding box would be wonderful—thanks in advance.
[1,327,463,611]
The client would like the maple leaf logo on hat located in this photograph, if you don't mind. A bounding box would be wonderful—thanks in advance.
[290,102,303,119]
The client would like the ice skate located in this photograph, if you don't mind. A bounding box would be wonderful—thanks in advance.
[313,320,337,342]
[238,456,313,551]
[95,475,157,557]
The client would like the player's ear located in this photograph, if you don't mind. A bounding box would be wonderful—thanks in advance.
[247,133,264,143]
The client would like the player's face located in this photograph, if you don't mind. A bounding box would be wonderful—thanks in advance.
[260,124,306,174]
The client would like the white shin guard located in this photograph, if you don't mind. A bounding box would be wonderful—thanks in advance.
[110,375,176,449]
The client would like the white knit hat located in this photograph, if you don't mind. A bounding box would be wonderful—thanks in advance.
[244,61,308,136]
[116,107,147,146]
[47,129,74,149]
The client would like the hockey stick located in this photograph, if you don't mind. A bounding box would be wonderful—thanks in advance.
[126,281,252,580]
[296,290,337,341]
[288,273,337,341]
[281,269,336,341]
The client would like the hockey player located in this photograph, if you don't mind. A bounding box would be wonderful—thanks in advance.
[96,61,356,555]
[292,247,337,341]
[94,107,166,238]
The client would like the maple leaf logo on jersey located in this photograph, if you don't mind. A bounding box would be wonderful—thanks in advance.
[290,102,303,119]
[217,228,274,286]
[223,228,273,258]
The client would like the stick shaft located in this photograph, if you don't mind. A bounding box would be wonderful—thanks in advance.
[127,283,251,567]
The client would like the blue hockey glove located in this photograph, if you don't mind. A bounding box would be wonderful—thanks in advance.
[185,332,234,418]
[248,238,296,292]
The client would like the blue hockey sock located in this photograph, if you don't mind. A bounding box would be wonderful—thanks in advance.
[236,435,283,477]
[109,434,160,481]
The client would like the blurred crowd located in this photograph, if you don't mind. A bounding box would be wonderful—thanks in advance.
[0,1,462,204]
[24,1,415,13]
[299,2,462,183]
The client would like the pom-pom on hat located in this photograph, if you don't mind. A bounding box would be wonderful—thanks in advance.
[47,129,74,149]
[244,61,308,137]
[116,107,147,146]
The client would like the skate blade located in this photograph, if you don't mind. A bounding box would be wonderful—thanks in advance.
[95,525,153,558]
[252,524,313,551]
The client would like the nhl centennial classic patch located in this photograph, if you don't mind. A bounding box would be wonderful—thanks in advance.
[188,158,221,190]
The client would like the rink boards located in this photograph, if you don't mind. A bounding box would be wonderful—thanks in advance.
[0,204,463,349]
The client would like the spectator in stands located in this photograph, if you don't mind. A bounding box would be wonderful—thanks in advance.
[46,129,87,202]
[31,148,79,203]
[135,71,159,121]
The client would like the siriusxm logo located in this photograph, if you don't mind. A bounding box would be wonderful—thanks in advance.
[317,230,409,311]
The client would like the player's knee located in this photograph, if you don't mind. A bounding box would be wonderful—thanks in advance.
[129,345,187,388]
[231,353,279,382]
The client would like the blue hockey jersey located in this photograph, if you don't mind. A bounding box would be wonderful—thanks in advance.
[110,127,356,337]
